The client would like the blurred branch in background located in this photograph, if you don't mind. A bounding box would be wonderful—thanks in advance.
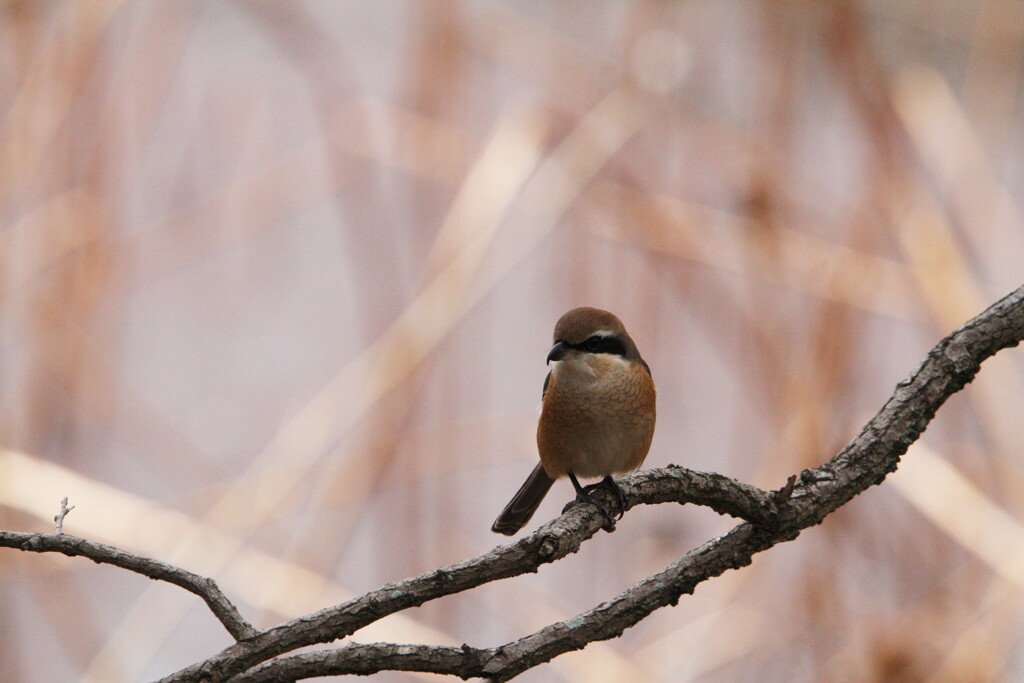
[3,2,1024,682]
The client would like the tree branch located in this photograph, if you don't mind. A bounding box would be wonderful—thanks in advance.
[233,642,490,682]
[158,458,776,682]
[0,531,257,641]
[3,284,1022,682]
[159,283,1024,682]
[472,282,1024,682]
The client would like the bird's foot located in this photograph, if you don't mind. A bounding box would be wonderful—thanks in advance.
[581,476,627,520]
[562,491,617,532]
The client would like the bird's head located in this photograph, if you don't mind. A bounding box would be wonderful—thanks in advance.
[545,307,645,378]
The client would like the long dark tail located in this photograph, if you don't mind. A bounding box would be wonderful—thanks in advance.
[491,463,554,535]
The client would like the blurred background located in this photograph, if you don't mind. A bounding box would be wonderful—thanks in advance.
[2,1,1024,681]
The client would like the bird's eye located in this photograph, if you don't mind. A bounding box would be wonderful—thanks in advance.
[582,335,626,356]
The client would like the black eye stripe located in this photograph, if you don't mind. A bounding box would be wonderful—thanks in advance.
[577,335,626,356]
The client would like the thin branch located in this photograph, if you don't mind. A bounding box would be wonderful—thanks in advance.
[0,532,257,641]
[234,643,490,682]
[621,465,782,522]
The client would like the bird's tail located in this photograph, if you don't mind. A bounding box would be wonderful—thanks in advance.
[491,463,554,535]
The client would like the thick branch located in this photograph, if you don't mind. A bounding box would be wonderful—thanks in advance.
[0,532,257,641]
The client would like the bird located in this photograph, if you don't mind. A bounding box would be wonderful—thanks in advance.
[491,307,656,535]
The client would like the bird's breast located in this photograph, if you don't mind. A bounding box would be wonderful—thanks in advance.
[537,356,656,479]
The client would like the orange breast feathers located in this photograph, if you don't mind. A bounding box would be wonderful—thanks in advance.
[536,353,656,480]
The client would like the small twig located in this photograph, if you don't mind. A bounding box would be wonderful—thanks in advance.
[772,474,798,507]
[53,497,75,534]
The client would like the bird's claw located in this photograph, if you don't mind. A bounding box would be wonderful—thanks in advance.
[582,476,627,520]
[562,491,618,532]
[565,485,618,532]
[605,477,628,519]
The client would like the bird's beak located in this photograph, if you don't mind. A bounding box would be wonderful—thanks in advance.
[546,341,569,364]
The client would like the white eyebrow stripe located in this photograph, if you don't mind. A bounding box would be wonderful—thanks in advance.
[591,329,615,337]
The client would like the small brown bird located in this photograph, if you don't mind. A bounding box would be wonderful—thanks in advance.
[491,307,656,535]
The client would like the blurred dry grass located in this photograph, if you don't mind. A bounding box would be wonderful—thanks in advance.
[1,2,1023,682]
